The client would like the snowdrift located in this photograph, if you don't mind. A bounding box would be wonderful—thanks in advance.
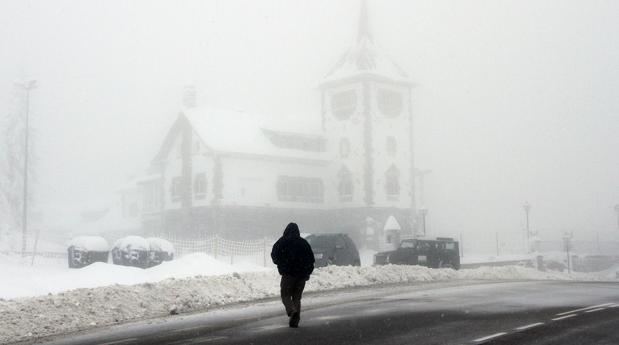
[0,257,615,343]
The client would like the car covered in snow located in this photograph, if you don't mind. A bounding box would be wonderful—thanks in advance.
[146,237,175,267]
[306,233,360,267]
[374,237,460,269]
[67,236,109,268]
[111,236,150,268]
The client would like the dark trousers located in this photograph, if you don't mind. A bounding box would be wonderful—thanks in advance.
[280,275,306,316]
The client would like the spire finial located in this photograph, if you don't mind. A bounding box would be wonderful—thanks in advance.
[357,0,372,42]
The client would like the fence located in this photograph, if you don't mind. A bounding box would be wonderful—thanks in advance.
[163,235,274,266]
[2,233,275,267]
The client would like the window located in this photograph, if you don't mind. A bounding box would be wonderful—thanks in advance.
[385,165,400,200]
[338,167,353,201]
[332,90,357,120]
[170,177,182,201]
[129,203,138,217]
[377,89,403,118]
[277,176,324,203]
[339,138,351,158]
[142,181,161,212]
[194,173,207,199]
[386,136,397,156]
[400,240,416,249]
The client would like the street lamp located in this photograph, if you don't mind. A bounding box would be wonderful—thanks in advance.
[562,232,573,274]
[15,80,37,257]
[419,207,428,237]
[523,202,531,253]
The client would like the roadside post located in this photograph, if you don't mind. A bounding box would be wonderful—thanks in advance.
[563,233,572,274]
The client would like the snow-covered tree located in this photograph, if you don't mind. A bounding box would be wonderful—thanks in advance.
[0,81,36,250]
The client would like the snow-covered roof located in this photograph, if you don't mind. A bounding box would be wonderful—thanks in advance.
[178,108,331,162]
[383,215,402,231]
[147,237,175,254]
[68,236,109,252]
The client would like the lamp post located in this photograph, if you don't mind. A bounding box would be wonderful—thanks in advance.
[419,207,428,237]
[15,80,37,257]
[523,201,531,253]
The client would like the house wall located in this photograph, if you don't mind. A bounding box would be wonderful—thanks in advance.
[219,155,328,209]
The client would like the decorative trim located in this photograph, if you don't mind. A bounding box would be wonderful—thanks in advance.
[363,81,374,206]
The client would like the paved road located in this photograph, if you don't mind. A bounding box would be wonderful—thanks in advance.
[30,280,619,345]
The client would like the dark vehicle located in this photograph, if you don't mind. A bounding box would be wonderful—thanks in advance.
[306,233,360,267]
[111,236,150,268]
[146,237,175,267]
[67,236,109,268]
[374,237,460,269]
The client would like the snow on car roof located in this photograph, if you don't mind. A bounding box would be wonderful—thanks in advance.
[146,237,175,254]
[114,236,149,251]
[68,236,109,252]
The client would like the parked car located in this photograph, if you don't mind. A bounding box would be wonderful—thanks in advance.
[111,236,149,268]
[306,233,360,267]
[374,237,460,269]
[146,237,175,267]
[67,236,109,268]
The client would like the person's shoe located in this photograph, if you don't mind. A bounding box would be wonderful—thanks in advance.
[289,312,300,328]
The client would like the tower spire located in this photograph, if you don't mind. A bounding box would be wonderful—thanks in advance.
[357,0,372,43]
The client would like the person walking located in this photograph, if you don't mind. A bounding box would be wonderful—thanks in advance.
[271,222,315,328]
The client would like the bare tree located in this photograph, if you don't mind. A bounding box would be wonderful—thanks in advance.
[0,80,36,254]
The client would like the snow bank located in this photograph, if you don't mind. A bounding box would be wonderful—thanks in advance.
[456,265,612,281]
[0,262,615,343]
[0,253,268,299]
[68,236,109,252]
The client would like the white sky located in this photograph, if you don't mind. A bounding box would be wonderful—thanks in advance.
[0,0,618,250]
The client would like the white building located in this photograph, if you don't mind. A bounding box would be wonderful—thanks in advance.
[124,1,418,245]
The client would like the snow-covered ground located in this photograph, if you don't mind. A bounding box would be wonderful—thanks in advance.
[0,252,617,344]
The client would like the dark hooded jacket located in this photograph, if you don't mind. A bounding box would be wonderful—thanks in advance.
[271,223,315,278]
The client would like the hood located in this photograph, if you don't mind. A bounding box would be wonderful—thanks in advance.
[283,223,300,238]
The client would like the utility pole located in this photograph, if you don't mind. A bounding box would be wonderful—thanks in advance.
[419,207,428,237]
[15,80,37,257]
[496,232,499,256]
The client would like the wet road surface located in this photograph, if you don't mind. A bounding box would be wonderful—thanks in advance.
[28,280,619,345]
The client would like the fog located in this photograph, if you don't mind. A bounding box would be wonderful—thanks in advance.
[1,0,618,254]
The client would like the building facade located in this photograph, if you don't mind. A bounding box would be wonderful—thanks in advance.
[124,2,418,246]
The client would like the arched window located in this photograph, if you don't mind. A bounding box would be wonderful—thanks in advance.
[338,167,353,202]
[332,90,357,120]
[386,136,397,156]
[385,165,400,200]
[340,138,351,158]
[377,89,403,118]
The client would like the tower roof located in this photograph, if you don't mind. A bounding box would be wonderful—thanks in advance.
[321,0,410,87]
